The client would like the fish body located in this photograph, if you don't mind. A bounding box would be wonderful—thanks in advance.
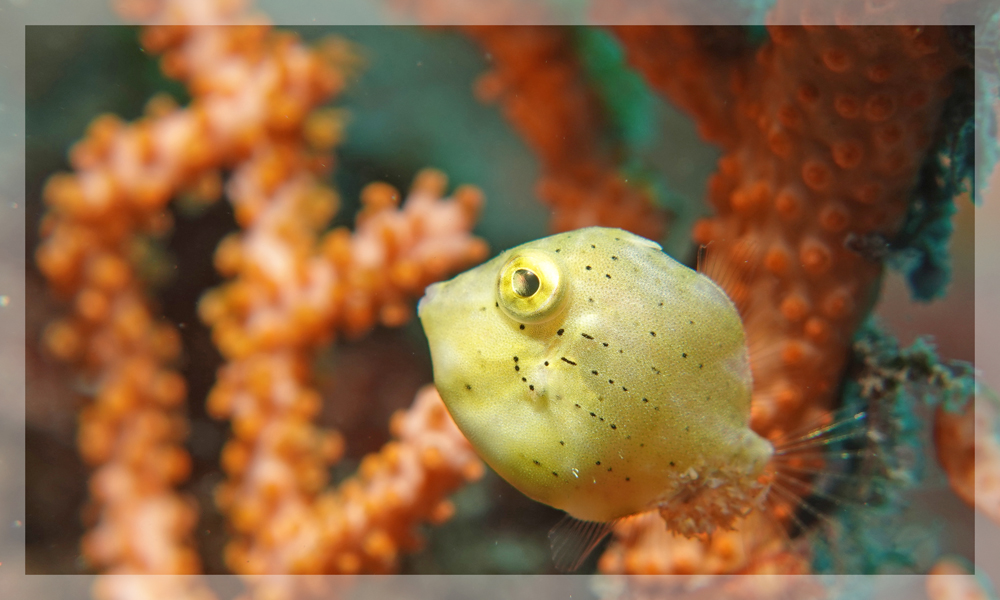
[418,227,772,528]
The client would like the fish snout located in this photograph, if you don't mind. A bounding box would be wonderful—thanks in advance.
[417,282,443,318]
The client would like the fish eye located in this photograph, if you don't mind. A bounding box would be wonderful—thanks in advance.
[496,250,568,324]
[512,268,540,297]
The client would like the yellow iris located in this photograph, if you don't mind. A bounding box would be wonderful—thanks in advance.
[495,250,568,324]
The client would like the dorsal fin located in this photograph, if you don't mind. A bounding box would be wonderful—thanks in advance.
[547,514,615,573]
[696,238,760,314]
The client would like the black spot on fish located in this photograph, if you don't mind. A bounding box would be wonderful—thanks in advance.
[607,467,613,472]
[622,387,628,392]
[514,356,519,362]
[588,297,594,302]
[555,248,561,253]
[642,398,648,403]
[591,244,596,249]
[521,377,526,382]
[605,274,611,279]
[561,357,576,365]
[689,320,694,324]
[496,302,499,307]
[586,266,592,270]
[590,412,596,417]
[581,333,593,340]
[591,370,598,375]
[659,302,664,306]
[650,331,656,337]
[682,353,687,358]
[552,471,559,477]
[557,329,564,336]
[670,461,675,466]
[515,365,520,371]
[465,384,472,390]
[574,403,581,408]
[611,256,618,260]
[698,363,704,369]
[596,461,601,465]
[651,367,660,374]
[559,440,565,446]
[529,385,535,391]
[520,324,525,330]
[544,361,549,366]
[533,460,541,466]
[608,380,614,384]
[599,417,604,421]
[610,424,617,430]
[602,342,609,347]
[625,477,630,482]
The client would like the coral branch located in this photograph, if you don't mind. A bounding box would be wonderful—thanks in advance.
[610,26,752,147]
[935,387,1000,524]
[463,26,668,239]
[37,0,488,579]
[203,164,487,574]
[608,24,966,575]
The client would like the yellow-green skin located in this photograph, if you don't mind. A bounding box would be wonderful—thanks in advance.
[419,227,772,523]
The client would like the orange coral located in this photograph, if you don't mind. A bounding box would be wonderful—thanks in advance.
[935,389,1000,523]
[463,26,669,239]
[204,163,487,573]
[927,557,994,600]
[36,0,486,585]
[602,24,966,575]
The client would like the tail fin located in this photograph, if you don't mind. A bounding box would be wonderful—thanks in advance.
[753,400,908,573]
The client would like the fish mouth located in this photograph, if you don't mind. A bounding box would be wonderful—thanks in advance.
[417,282,442,318]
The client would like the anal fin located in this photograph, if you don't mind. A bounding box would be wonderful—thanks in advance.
[547,514,615,573]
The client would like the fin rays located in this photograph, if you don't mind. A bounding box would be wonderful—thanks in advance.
[548,514,615,573]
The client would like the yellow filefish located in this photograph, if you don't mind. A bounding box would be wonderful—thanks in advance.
[418,227,774,544]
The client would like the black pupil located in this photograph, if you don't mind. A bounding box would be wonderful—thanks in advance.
[512,268,540,297]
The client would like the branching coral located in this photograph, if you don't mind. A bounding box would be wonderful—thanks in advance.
[34,0,486,586]
[462,26,669,240]
[589,23,977,577]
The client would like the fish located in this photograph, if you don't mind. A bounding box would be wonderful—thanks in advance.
[418,226,778,558]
